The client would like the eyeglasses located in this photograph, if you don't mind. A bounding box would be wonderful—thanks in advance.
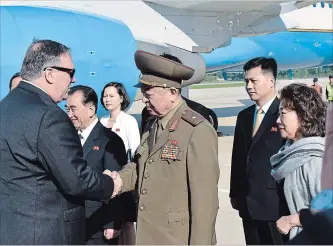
[44,66,75,78]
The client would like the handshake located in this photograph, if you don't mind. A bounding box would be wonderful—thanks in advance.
[103,170,123,198]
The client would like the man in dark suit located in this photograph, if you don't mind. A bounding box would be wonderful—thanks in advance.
[141,53,218,133]
[229,57,288,245]
[66,85,127,245]
[0,40,121,245]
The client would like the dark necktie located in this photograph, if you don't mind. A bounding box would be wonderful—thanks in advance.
[148,120,158,152]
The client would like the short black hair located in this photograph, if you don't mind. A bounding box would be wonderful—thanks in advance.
[68,85,98,113]
[313,77,318,83]
[9,72,21,90]
[100,82,130,111]
[243,57,278,81]
[280,83,326,138]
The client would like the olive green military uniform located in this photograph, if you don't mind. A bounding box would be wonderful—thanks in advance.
[118,50,220,245]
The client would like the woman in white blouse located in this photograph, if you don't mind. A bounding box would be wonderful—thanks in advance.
[100,82,140,245]
[100,82,140,159]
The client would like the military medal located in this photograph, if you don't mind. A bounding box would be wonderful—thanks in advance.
[161,140,180,160]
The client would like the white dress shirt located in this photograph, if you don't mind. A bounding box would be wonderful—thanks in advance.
[78,118,99,146]
[100,111,140,158]
[253,96,276,127]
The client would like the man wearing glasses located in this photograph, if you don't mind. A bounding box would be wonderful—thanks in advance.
[0,39,121,245]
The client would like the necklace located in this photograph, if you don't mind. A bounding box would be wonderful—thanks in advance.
[108,117,116,128]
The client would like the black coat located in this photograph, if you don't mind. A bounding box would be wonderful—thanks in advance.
[288,208,333,245]
[229,97,288,221]
[83,121,127,241]
[0,82,114,245]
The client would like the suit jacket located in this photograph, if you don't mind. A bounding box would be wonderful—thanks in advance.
[0,82,114,245]
[119,101,219,245]
[229,97,288,221]
[84,121,127,241]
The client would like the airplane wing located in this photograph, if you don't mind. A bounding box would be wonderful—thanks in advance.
[143,0,318,52]
[0,0,319,86]
[1,0,317,53]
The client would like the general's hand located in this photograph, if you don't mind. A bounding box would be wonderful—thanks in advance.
[110,171,123,198]
[104,229,121,240]
[103,169,122,198]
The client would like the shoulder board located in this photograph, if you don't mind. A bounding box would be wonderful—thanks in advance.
[181,108,205,126]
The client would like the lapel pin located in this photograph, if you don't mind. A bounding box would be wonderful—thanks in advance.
[93,146,99,151]
[271,127,278,132]
[171,140,178,145]
[116,128,120,132]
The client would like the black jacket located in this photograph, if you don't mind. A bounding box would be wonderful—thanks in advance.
[229,97,288,221]
[0,82,114,244]
[83,121,127,241]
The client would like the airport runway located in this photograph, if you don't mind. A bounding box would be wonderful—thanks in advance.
[127,78,329,245]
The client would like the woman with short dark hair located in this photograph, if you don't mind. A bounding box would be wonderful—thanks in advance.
[270,83,326,240]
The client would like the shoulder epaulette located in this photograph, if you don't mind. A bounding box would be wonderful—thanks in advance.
[181,108,205,126]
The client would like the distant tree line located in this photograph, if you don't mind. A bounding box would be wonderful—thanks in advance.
[204,65,333,82]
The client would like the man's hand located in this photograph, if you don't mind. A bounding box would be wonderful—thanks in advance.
[103,169,112,177]
[276,214,301,235]
[111,171,123,198]
[104,229,121,240]
[103,170,123,198]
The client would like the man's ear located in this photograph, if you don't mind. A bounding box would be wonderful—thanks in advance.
[44,68,55,84]
[88,104,96,118]
[170,88,178,95]
[270,76,275,88]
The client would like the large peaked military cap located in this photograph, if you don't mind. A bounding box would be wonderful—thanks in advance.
[134,50,195,89]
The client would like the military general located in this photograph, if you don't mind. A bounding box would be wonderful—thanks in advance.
[111,50,220,245]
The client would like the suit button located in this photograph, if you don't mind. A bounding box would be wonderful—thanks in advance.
[139,206,145,211]
[142,189,147,195]
[248,157,252,162]
[248,172,253,177]
[148,159,153,164]
[144,173,149,179]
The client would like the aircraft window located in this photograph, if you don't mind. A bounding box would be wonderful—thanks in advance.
[329,4,332,8]
[321,2,325,8]
[312,3,316,7]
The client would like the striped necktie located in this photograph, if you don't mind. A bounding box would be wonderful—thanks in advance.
[78,132,84,146]
[253,108,263,137]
